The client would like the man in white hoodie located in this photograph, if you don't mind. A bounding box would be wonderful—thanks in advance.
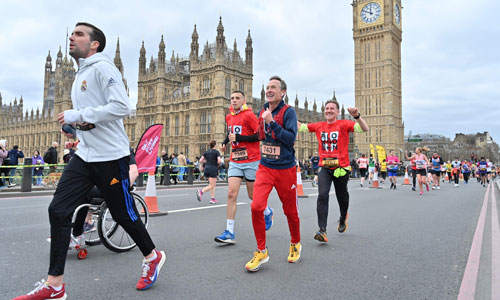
[13,23,165,300]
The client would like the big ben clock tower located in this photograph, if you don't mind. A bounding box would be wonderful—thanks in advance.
[352,0,404,158]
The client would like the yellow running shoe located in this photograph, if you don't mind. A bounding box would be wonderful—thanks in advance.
[288,242,302,263]
[245,248,269,272]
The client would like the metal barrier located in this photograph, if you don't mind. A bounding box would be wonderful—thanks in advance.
[0,162,216,191]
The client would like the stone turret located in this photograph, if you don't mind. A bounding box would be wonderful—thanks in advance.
[216,17,226,59]
[245,29,253,66]
[190,25,199,61]
[158,35,166,72]
[114,38,124,75]
[139,41,146,76]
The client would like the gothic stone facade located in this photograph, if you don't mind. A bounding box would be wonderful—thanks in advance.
[1,17,328,163]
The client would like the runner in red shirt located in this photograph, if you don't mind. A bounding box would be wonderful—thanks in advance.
[215,91,273,244]
[299,99,368,242]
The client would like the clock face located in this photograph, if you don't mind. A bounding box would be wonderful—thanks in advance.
[394,3,401,25]
[361,2,382,24]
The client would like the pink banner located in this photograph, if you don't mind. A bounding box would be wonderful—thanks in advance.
[135,124,163,173]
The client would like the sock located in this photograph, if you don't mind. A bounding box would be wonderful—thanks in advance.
[264,207,271,216]
[145,250,158,262]
[226,219,235,234]
[50,285,63,291]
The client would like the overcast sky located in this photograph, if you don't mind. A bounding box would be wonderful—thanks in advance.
[1,0,499,143]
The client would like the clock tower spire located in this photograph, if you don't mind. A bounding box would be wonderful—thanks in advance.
[352,0,404,157]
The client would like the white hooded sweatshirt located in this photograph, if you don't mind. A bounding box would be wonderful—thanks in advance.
[64,53,131,162]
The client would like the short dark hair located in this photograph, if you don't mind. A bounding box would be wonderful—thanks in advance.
[325,99,339,110]
[76,22,106,52]
[231,90,245,97]
[13,145,19,150]
[209,140,217,148]
[269,75,287,91]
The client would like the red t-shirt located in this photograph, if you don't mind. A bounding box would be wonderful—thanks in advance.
[307,120,355,168]
[226,108,260,163]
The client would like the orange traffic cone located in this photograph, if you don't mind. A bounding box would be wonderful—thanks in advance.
[370,171,382,189]
[445,173,449,181]
[296,164,308,198]
[144,171,168,217]
[402,171,411,185]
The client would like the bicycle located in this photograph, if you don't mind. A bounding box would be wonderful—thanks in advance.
[70,191,149,259]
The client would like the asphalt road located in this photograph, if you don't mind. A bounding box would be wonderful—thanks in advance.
[1,178,498,300]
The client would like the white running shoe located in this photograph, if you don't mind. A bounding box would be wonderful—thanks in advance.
[437,186,440,190]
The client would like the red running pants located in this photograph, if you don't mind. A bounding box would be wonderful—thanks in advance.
[251,164,300,250]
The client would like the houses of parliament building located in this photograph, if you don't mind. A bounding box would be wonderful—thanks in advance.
[0,17,332,163]
[2,0,405,163]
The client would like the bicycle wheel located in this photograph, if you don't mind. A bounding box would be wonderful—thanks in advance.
[97,193,149,253]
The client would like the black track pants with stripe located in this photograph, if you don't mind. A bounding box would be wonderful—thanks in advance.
[48,155,155,276]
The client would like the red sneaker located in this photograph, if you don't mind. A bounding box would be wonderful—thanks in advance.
[12,280,66,300]
[136,250,166,290]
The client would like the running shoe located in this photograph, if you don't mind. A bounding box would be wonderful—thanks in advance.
[412,187,416,191]
[419,191,423,195]
[337,214,348,233]
[11,280,67,300]
[426,184,430,192]
[264,208,274,231]
[210,198,218,204]
[437,186,440,190]
[137,250,166,290]
[214,230,235,244]
[314,230,328,243]
[288,242,302,263]
[68,235,82,249]
[196,189,203,201]
[311,181,316,187]
[360,183,363,187]
[432,185,436,190]
[245,248,269,272]
[83,222,96,233]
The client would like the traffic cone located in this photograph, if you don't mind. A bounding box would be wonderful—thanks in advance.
[402,171,411,185]
[296,164,308,198]
[445,173,449,181]
[459,173,464,180]
[143,171,168,217]
[370,171,382,189]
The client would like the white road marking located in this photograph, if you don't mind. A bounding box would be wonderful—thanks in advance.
[157,194,189,198]
[167,202,247,214]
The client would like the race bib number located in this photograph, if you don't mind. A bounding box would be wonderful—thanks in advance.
[322,157,339,169]
[261,142,281,160]
[232,148,248,161]
[416,160,425,169]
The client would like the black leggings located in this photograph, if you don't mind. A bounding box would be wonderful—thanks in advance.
[463,172,470,183]
[48,155,155,276]
[317,167,350,232]
[453,172,460,184]
[411,169,417,188]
